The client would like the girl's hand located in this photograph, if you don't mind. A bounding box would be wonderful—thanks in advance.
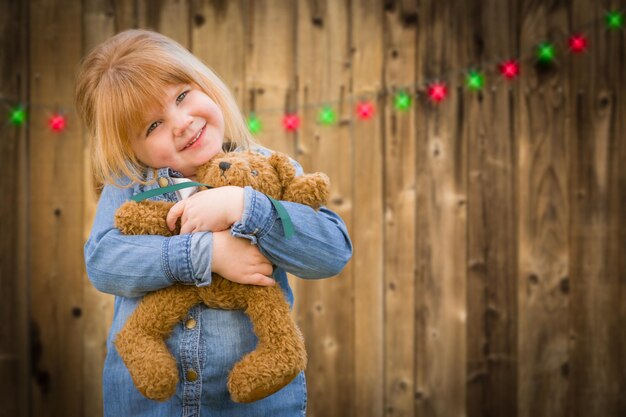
[211,230,275,286]
[166,186,245,234]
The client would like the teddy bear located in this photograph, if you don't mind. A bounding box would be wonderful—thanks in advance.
[113,150,330,403]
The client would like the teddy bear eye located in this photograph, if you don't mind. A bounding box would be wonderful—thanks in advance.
[251,169,259,176]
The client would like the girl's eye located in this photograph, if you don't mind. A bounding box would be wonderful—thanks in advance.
[176,90,189,105]
[146,121,161,136]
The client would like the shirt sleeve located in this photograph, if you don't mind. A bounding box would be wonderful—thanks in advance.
[230,160,352,279]
[84,182,213,298]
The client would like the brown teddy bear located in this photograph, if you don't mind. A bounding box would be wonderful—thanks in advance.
[113,150,330,403]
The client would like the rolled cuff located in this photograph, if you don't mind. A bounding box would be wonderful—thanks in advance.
[231,186,279,245]
[190,232,213,287]
[162,232,214,287]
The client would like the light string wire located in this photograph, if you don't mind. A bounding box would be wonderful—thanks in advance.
[1,7,623,130]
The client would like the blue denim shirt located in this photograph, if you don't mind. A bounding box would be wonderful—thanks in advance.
[84,147,352,417]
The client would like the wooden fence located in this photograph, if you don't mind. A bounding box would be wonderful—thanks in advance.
[1,0,625,416]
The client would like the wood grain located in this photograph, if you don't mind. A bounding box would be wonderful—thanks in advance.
[0,0,29,415]
[383,1,417,416]
[415,1,468,415]
[352,1,385,416]
[29,0,84,416]
[466,1,519,416]
[296,0,355,416]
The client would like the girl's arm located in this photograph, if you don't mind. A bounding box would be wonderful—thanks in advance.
[163,154,352,280]
[231,187,352,279]
[84,182,215,298]
[164,156,352,280]
[232,154,352,279]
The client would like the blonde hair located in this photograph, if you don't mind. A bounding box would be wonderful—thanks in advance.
[74,29,256,186]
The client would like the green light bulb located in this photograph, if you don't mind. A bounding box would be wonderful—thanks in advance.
[394,91,412,111]
[10,107,26,125]
[537,42,556,64]
[247,113,262,134]
[318,106,336,126]
[466,71,485,91]
[606,11,624,30]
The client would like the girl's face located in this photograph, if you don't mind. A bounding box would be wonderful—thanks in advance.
[131,84,225,178]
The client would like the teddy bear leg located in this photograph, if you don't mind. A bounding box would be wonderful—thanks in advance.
[114,284,201,401]
[226,285,307,403]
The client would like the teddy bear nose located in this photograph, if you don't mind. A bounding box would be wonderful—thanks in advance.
[219,161,231,171]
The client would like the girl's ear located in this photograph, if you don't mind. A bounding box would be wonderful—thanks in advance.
[269,152,296,189]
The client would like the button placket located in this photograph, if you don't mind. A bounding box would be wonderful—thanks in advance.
[180,307,202,409]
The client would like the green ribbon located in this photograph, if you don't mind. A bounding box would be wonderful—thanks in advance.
[130,181,294,238]
[130,182,210,202]
[266,196,294,238]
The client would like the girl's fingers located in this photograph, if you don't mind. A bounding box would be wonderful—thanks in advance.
[179,221,194,235]
[166,200,186,231]
[258,263,274,277]
[249,274,276,287]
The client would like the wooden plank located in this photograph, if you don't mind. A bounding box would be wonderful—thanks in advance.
[138,0,190,46]
[382,1,417,416]
[29,0,84,415]
[414,1,468,416]
[191,0,247,107]
[295,0,354,416]
[516,2,571,417]
[351,0,385,416]
[568,1,626,415]
[466,1,519,416]
[245,0,297,155]
[80,1,135,414]
[0,0,29,415]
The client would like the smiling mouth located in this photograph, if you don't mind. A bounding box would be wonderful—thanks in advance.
[183,124,206,149]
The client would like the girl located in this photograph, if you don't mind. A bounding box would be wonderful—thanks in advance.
[75,29,352,417]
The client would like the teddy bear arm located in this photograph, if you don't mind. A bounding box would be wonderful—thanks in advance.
[115,200,178,236]
[282,173,330,209]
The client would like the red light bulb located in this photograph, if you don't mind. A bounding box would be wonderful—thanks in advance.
[568,34,588,53]
[48,114,67,132]
[499,60,520,80]
[356,101,375,120]
[427,82,448,103]
[282,114,300,132]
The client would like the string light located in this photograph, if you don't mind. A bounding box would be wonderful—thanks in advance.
[2,11,620,131]
[282,114,300,132]
[568,34,588,53]
[606,11,624,30]
[318,105,336,125]
[427,82,448,103]
[394,91,412,111]
[10,106,26,126]
[499,59,520,79]
[48,113,66,132]
[466,71,485,91]
[536,42,556,64]
[356,101,375,120]
[247,113,262,134]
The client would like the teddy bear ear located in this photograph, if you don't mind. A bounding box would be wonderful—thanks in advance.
[268,152,296,189]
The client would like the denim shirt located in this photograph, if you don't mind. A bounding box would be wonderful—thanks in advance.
[84,147,352,417]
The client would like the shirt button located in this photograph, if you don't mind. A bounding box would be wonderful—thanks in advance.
[186,369,198,382]
[158,177,169,188]
[185,318,197,329]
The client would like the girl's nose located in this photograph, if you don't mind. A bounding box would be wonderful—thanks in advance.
[173,114,193,136]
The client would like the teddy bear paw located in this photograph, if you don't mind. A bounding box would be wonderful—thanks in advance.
[227,347,306,403]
